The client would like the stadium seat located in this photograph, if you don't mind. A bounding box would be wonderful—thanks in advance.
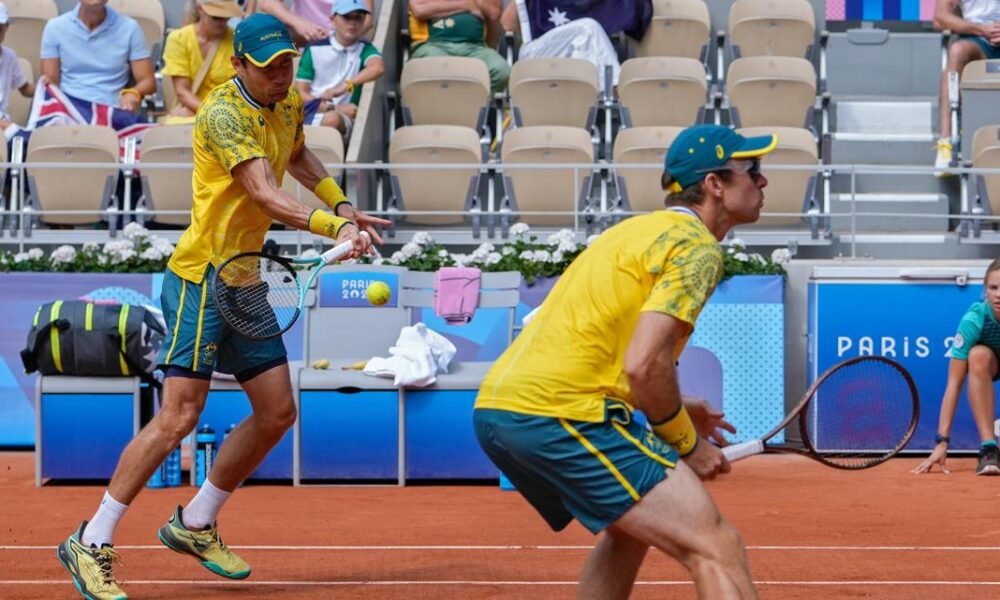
[282,126,346,212]
[612,126,682,214]
[387,125,485,233]
[509,58,599,129]
[108,0,166,58]
[25,125,121,227]
[737,126,820,226]
[499,126,596,230]
[728,0,816,60]
[6,0,58,78]
[968,124,1000,233]
[137,123,195,227]
[9,58,33,126]
[617,57,708,127]
[726,56,817,129]
[398,57,491,131]
[633,0,711,61]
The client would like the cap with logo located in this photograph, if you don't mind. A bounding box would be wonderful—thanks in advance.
[332,0,371,15]
[197,0,244,19]
[662,124,777,192]
[234,13,300,68]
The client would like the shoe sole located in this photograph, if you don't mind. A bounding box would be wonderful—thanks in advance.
[976,465,1000,476]
[157,529,251,580]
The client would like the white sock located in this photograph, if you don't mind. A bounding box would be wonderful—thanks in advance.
[182,479,232,530]
[82,491,129,547]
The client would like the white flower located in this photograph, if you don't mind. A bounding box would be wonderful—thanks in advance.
[586,233,601,246]
[733,252,749,262]
[750,253,767,265]
[730,237,746,249]
[533,250,551,263]
[400,242,422,258]
[27,248,43,260]
[557,239,578,254]
[501,246,515,256]
[112,249,137,264]
[372,257,385,265]
[437,249,449,258]
[390,251,406,263]
[140,247,164,261]
[546,229,576,245]
[451,253,470,266]
[50,245,77,264]
[486,252,502,265]
[411,231,434,246]
[82,242,100,253]
[509,223,531,238]
[150,237,175,255]
[122,222,150,242]
[551,250,564,263]
[519,250,535,261]
[771,248,792,265]
[13,251,29,263]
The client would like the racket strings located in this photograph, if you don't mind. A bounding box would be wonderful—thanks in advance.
[215,255,301,339]
[803,358,917,469]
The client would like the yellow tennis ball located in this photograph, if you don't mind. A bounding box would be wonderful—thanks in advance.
[366,281,391,306]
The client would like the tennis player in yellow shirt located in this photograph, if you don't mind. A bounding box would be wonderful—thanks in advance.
[475,124,777,599]
[57,14,390,600]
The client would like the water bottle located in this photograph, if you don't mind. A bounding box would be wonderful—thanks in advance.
[165,446,182,487]
[224,423,236,442]
[194,424,217,486]
[147,459,166,488]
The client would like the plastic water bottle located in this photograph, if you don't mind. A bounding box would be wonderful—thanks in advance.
[194,424,217,486]
[165,446,182,487]
[224,424,236,442]
[147,460,166,488]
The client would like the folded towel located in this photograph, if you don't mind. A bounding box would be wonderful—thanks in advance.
[363,323,457,387]
[434,267,482,325]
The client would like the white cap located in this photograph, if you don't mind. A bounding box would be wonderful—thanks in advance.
[0,3,9,25]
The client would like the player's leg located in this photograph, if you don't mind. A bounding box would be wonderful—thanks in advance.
[609,460,757,600]
[578,528,649,600]
[966,345,1000,474]
[937,38,986,170]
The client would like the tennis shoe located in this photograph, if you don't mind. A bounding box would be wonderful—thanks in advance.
[976,444,1000,476]
[934,139,954,177]
[157,506,250,579]
[56,521,128,600]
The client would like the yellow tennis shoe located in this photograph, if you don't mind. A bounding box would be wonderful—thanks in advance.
[56,522,128,600]
[157,506,251,579]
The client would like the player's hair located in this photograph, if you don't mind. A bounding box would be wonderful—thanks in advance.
[987,257,1000,279]
[662,170,733,207]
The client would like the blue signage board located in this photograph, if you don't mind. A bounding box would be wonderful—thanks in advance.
[809,280,985,451]
[319,271,400,308]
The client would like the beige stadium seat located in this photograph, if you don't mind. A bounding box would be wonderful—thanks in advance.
[509,58,599,128]
[634,0,711,60]
[617,57,707,127]
[738,126,818,226]
[109,0,166,56]
[400,57,490,130]
[728,0,816,59]
[726,56,816,128]
[500,126,595,228]
[138,124,194,226]
[282,126,345,212]
[388,125,484,231]
[26,125,120,227]
[612,126,682,214]
[970,125,1000,227]
[7,0,58,78]
[9,58,33,126]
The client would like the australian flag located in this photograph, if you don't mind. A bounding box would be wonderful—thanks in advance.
[525,0,653,41]
[24,80,157,159]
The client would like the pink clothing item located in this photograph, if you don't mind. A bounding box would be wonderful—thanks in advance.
[434,267,482,325]
[293,0,333,32]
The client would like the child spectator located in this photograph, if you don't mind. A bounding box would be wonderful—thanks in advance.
[0,2,35,136]
[294,0,384,136]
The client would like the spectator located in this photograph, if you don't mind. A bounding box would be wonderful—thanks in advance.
[409,0,509,94]
[40,0,155,113]
[0,2,35,135]
[934,0,1000,174]
[161,0,243,123]
[257,0,374,45]
[295,0,384,136]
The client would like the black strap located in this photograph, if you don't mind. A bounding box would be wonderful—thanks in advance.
[20,319,69,373]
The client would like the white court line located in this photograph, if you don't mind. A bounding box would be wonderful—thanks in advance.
[4,544,1000,551]
[3,580,1000,587]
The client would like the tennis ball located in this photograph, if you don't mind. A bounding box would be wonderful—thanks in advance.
[366,281,391,306]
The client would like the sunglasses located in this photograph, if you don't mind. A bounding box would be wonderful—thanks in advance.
[697,159,764,182]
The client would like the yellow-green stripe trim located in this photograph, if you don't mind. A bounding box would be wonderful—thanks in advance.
[559,418,640,501]
[32,307,42,327]
[117,305,130,375]
[731,134,779,159]
[192,280,209,371]
[49,301,64,373]
[611,422,677,469]
[85,303,94,331]
[164,280,187,365]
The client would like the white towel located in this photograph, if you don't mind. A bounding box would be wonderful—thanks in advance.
[363,323,457,387]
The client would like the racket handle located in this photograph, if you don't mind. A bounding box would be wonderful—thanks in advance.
[722,439,765,462]
[320,231,370,264]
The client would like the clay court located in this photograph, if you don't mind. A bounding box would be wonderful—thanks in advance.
[1,451,996,599]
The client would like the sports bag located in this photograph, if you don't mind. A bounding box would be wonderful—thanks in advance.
[21,300,166,384]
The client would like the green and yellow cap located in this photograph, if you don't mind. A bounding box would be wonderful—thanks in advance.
[234,13,300,67]
[662,124,777,193]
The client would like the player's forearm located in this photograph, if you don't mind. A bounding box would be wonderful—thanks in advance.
[286,148,334,194]
[627,354,684,424]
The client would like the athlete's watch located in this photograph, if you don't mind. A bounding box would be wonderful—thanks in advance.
[934,434,950,445]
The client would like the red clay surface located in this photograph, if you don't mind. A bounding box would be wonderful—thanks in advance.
[2,451,999,599]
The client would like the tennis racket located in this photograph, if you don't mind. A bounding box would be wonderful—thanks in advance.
[213,232,369,340]
[722,356,919,469]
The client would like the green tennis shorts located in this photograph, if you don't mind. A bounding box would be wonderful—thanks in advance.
[474,400,678,533]
[158,265,287,380]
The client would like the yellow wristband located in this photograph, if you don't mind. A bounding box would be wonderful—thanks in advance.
[119,87,142,100]
[307,209,351,239]
[651,406,698,457]
[314,176,349,211]
[345,79,356,93]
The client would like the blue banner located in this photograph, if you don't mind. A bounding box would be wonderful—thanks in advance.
[319,271,400,308]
